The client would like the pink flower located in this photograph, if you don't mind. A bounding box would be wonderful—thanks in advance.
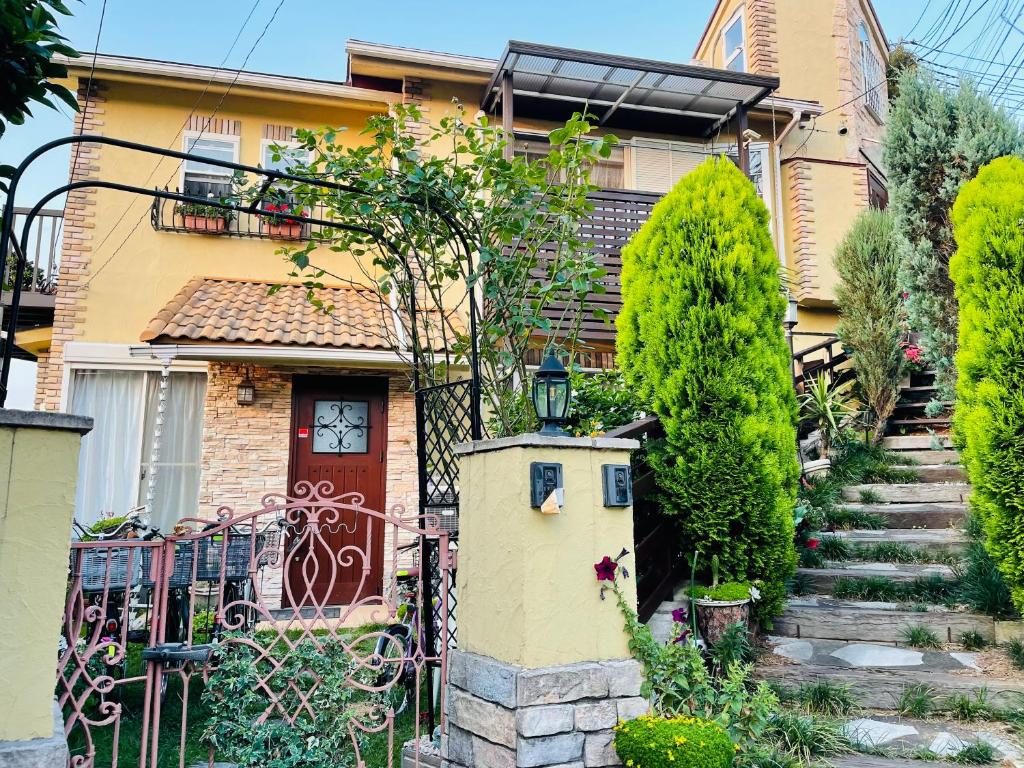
[671,606,689,624]
[594,556,618,582]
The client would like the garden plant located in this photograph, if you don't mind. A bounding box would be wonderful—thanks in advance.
[617,157,799,622]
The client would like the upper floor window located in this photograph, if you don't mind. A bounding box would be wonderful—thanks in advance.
[859,22,886,121]
[513,136,625,189]
[723,9,746,72]
[182,133,239,197]
[261,139,308,174]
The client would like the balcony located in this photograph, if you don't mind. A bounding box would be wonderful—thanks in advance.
[150,185,328,241]
[2,207,60,356]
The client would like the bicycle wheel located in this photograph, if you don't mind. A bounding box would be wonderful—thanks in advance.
[374,625,412,716]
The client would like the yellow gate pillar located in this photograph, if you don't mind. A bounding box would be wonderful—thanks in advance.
[444,434,647,768]
[0,410,92,766]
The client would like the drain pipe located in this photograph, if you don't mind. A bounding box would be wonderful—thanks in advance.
[144,357,171,518]
[773,107,803,268]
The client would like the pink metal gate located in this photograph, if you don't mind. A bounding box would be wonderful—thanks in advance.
[58,482,453,768]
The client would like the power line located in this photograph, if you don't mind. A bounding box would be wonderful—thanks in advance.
[82,0,288,291]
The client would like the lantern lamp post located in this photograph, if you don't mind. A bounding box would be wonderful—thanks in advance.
[531,352,571,436]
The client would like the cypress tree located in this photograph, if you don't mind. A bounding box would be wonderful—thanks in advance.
[834,209,902,441]
[617,157,799,621]
[951,156,1024,610]
[884,73,1022,399]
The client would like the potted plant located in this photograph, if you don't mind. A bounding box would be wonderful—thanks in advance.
[174,196,233,233]
[799,372,853,478]
[260,201,306,239]
[688,555,759,645]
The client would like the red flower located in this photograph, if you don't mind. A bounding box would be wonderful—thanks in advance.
[594,556,618,582]
[807,538,820,550]
[673,628,692,644]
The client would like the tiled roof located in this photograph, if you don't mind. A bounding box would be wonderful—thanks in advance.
[141,277,404,350]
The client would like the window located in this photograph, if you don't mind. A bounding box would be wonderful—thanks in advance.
[182,132,239,197]
[859,22,886,120]
[868,169,889,209]
[513,137,625,189]
[260,139,308,174]
[723,10,746,72]
[312,400,370,454]
[70,370,206,532]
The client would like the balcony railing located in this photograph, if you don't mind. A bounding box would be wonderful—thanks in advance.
[150,187,328,241]
[3,207,61,298]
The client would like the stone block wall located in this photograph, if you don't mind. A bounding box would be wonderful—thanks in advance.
[444,651,648,768]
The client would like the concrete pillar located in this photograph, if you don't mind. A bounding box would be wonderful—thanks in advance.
[444,434,647,768]
[0,410,91,767]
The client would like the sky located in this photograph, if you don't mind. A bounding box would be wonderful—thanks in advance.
[0,0,979,409]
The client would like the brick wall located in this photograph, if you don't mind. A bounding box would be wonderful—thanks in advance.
[786,159,820,301]
[747,0,780,77]
[402,76,432,145]
[36,80,108,411]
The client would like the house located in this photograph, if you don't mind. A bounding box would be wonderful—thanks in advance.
[18,0,889,607]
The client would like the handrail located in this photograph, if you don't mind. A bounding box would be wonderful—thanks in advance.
[603,414,662,440]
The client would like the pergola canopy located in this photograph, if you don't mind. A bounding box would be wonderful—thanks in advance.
[482,41,780,136]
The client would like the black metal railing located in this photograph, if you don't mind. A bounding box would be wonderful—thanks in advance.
[150,186,330,241]
[3,207,61,296]
[792,332,852,391]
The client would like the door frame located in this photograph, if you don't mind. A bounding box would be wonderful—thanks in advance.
[286,373,390,605]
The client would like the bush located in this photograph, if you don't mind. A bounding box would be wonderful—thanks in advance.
[566,368,643,437]
[834,209,903,440]
[618,157,799,622]
[614,715,735,768]
[951,156,1024,611]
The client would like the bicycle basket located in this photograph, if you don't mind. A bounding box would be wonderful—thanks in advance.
[140,542,195,589]
[197,531,262,582]
[76,546,140,593]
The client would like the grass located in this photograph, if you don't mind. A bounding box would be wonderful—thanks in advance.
[794,679,855,716]
[850,542,963,566]
[64,626,425,768]
[947,688,993,721]
[901,624,943,649]
[858,488,884,504]
[818,536,852,561]
[827,507,888,531]
[831,574,958,603]
[1006,638,1024,670]
[786,572,813,597]
[763,711,850,762]
[897,683,934,718]
[959,630,987,651]
[950,741,997,764]
[957,542,1016,619]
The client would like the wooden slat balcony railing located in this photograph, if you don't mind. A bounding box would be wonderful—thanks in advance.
[792,332,852,391]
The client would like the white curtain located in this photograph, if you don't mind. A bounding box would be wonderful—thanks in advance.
[70,370,147,528]
[139,372,206,532]
[70,369,206,532]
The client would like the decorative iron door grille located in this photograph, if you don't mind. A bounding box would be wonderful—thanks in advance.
[57,483,454,768]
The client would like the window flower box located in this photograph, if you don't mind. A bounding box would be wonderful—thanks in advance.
[174,197,233,234]
[260,202,306,240]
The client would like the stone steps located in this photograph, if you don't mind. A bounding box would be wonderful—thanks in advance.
[839,717,1024,767]
[893,464,967,482]
[882,435,953,451]
[831,758,947,768]
[841,483,970,504]
[835,501,967,530]
[796,562,954,593]
[825,527,966,552]
[774,598,994,644]
[759,637,1024,709]
[890,449,960,465]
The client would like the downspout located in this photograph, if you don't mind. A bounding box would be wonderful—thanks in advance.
[773,107,803,268]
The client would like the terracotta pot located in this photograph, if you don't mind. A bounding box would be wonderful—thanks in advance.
[694,598,751,645]
[263,220,303,239]
[182,214,226,233]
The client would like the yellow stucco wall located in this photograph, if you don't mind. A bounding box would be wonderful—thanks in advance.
[457,441,637,669]
[74,77,388,345]
[0,418,86,741]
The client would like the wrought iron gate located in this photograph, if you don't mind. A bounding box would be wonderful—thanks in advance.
[58,483,454,768]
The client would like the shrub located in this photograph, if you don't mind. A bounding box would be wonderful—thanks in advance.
[566,368,643,437]
[901,624,942,649]
[885,72,1022,398]
[613,715,735,768]
[795,680,855,717]
[834,209,903,440]
[618,157,799,622]
[955,543,1015,619]
[951,156,1024,612]
[897,683,934,718]
[1006,638,1024,670]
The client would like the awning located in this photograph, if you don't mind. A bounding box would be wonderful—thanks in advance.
[482,41,780,136]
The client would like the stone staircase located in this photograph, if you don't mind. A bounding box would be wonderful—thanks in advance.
[645,374,1024,764]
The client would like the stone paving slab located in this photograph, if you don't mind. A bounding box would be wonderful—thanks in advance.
[840,716,1024,767]
[767,637,970,672]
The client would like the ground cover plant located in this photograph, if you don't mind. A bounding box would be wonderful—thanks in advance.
[613,714,735,768]
[952,156,1024,613]
[618,157,799,622]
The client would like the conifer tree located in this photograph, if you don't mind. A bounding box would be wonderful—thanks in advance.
[884,73,1021,398]
[617,157,799,621]
[952,156,1024,610]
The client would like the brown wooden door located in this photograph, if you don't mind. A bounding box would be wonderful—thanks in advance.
[287,376,387,606]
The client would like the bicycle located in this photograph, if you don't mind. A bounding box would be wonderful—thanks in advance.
[373,542,442,717]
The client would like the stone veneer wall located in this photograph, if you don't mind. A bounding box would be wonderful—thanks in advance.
[37,80,107,411]
[747,0,780,77]
[785,159,820,301]
[198,362,417,518]
[444,651,649,768]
